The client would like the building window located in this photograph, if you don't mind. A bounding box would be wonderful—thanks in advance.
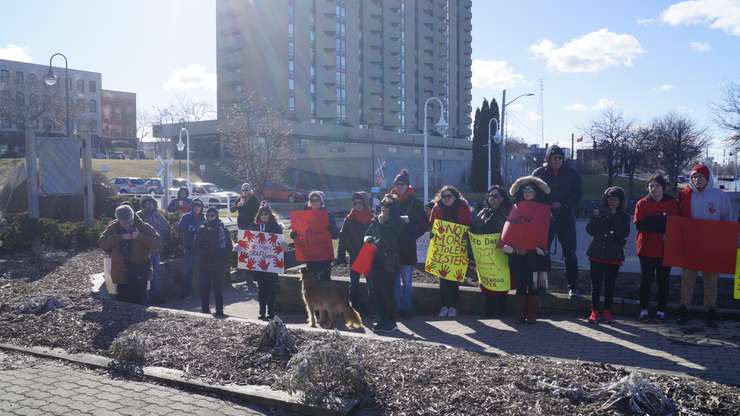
[0,70,8,83]
[28,73,38,89]
[15,92,24,107]
[89,99,97,113]
[15,71,24,85]
[88,80,97,92]
[289,95,295,112]
[77,79,85,92]
[77,98,85,112]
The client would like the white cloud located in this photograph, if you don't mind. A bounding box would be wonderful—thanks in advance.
[471,59,525,90]
[636,17,658,25]
[661,0,740,36]
[689,41,712,51]
[507,103,525,113]
[566,103,588,112]
[163,64,217,91]
[529,28,646,73]
[0,44,32,62]
[593,98,616,110]
[527,111,541,121]
[657,84,675,91]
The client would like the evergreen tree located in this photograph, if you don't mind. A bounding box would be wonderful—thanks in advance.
[471,100,488,192]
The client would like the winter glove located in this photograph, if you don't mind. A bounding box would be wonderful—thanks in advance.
[535,247,546,256]
[363,236,373,243]
[502,245,514,255]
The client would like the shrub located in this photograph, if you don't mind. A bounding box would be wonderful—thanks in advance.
[276,331,366,410]
[0,213,107,254]
[109,334,146,363]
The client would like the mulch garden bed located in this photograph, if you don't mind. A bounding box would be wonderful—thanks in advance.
[2,250,740,415]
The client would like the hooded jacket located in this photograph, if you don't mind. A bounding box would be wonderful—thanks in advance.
[678,171,734,222]
[98,219,161,284]
[177,200,206,250]
[167,187,193,214]
[390,186,428,265]
[338,192,374,261]
[193,217,233,265]
[586,187,631,264]
[365,199,403,273]
[230,193,260,229]
[137,196,171,250]
[634,194,679,258]
[532,146,582,216]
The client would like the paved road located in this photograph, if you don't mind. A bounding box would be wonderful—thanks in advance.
[0,350,294,416]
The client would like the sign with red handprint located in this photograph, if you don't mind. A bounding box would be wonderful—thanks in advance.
[237,230,285,273]
[424,219,469,282]
[289,210,335,262]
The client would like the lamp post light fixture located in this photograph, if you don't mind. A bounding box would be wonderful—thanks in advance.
[423,96,448,204]
[500,90,535,184]
[177,127,191,194]
[43,53,71,138]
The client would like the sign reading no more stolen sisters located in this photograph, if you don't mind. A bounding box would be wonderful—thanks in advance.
[425,219,469,282]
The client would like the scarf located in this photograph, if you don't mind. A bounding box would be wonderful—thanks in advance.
[347,208,373,224]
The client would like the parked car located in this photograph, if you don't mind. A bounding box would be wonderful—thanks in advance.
[261,181,307,203]
[145,178,163,194]
[110,152,127,160]
[110,177,148,194]
[169,182,238,209]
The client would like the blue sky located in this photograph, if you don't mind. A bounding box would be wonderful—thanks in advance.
[2,0,739,157]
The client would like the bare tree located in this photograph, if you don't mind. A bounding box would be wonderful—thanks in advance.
[136,109,153,140]
[653,112,709,190]
[152,97,215,125]
[219,93,294,197]
[713,81,740,142]
[585,108,634,186]
[622,125,656,199]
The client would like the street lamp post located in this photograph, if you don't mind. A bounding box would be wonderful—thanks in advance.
[500,90,535,184]
[43,53,70,138]
[177,127,191,194]
[487,117,501,190]
[423,96,448,204]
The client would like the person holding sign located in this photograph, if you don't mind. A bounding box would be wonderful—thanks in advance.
[501,176,551,324]
[585,187,630,324]
[246,202,284,320]
[290,191,339,281]
[634,175,679,323]
[429,186,472,318]
[336,192,374,313]
[676,164,735,328]
[364,194,404,333]
[470,185,512,317]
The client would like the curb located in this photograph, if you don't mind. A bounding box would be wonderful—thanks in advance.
[0,343,358,416]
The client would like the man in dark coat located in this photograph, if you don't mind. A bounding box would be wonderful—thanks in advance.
[230,182,260,230]
[532,145,583,297]
[193,207,233,318]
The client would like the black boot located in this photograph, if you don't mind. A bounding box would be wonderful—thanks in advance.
[706,308,718,329]
[516,295,527,324]
[677,305,689,325]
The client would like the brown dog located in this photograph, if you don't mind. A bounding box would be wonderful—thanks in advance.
[300,268,363,330]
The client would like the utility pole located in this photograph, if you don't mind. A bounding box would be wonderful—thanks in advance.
[500,89,507,185]
[539,79,545,147]
[571,133,574,162]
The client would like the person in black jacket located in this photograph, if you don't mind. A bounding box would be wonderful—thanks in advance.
[336,192,374,312]
[193,207,234,318]
[390,169,428,316]
[230,182,260,230]
[586,187,630,324]
[532,145,583,298]
[248,202,284,320]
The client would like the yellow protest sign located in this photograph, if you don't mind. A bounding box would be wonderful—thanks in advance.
[425,219,469,282]
[469,233,511,292]
[735,249,740,300]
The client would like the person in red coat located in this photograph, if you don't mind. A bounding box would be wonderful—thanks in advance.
[429,185,472,318]
[634,175,679,323]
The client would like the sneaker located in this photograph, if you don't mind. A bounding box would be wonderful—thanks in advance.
[568,289,576,299]
[258,314,267,321]
[438,307,449,317]
[376,323,399,334]
[602,310,614,324]
[213,312,226,319]
[677,306,690,325]
[654,311,666,324]
[706,309,718,329]
[638,309,649,322]
[447,307,458,318]
[373,322,384,332]
[201,309,211,314]
[588,310,600,324]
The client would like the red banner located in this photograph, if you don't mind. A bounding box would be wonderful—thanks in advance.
[499,201,551,251]
[290,210,335,262]
[351,242,377,275]
[663,216,740,274]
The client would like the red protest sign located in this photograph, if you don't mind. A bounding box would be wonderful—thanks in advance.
[499,201,551,251]
[663,216,740,274]
[351,242,377,275]
[290,210,335,262]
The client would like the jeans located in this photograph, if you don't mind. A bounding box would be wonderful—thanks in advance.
[680,269,718,310]
[348,254,367,311]
[199,263,224,314]
[117,262,150,305]
[148,253,161,301]
[371,265,397,327]
[182,249,195,297]
[394,265,414,313]
[256,272,278,317]
[549,213,579,291]
[439,279,459,308]
[639,256,670,311]
[590,261,619,311]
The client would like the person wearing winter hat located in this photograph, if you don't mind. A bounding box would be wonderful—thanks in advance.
[336,192,374,313]
[167,187,193,214]
[532,145,583,298]
[634,175,679,323]
[291,190,339,280]
[390,169,428,317]
[676,164,735,327]
[585,187,630,324]
[177,198,205,299]
[502,176,551,324]
[137,195,171,304]
[193,206,233,318]
[231,183,260,230]
[247,201,284,320]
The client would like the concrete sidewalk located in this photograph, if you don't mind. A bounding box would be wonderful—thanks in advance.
[169,282,740,387]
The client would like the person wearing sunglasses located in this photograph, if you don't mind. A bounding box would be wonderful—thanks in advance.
[470,185,512,317]
[193,206,234,318]
[429,185,472,318]
[292,190,339,280]
[389,169,428,318]
[532,145,582,298]
[231,182,260,230]
[336,192,374,313]
[248,202,284,320]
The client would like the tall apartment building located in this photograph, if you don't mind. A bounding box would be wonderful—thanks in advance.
[216,0,472,139]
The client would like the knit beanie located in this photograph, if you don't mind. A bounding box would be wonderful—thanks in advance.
[546,145,566,161]
[393,169,410,186]
[691,164,710,179]
[241,183,253,193]
[308,190,325,206]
